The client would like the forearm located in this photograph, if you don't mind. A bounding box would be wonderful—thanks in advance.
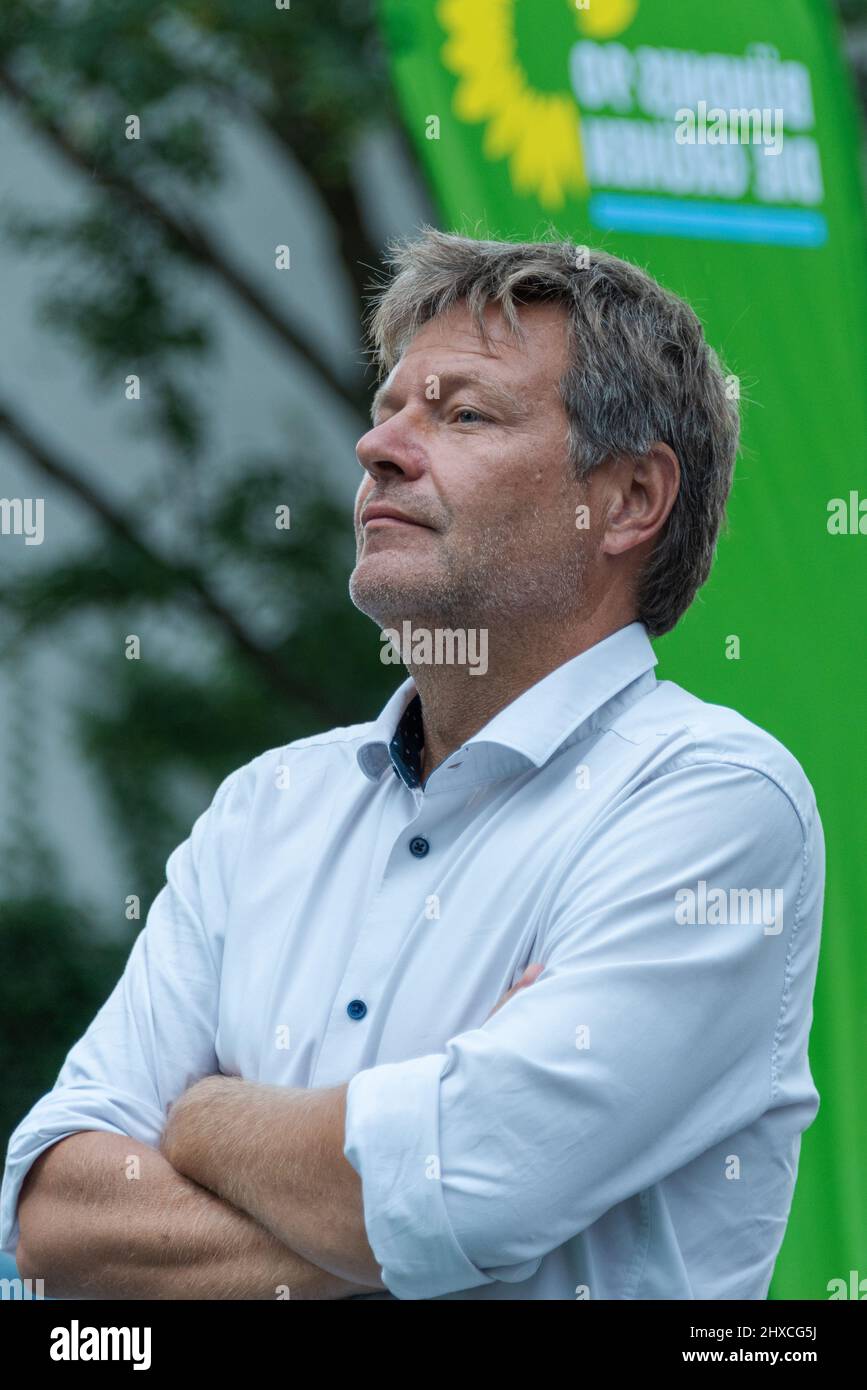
[16,1131,372,1300]
[161,1077,384,1287]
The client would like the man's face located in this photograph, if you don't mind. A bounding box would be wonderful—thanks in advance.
[349,298,596,632]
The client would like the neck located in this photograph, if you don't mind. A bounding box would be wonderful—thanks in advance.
[406,610,635,783]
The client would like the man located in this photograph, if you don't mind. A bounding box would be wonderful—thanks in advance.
[2,230,824,1300]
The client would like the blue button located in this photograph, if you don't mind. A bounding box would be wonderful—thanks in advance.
[346,999,367,1020]
[410,836,430,857]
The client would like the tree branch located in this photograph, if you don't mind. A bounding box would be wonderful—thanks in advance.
[0,397,346,723]
[0,65,368,424]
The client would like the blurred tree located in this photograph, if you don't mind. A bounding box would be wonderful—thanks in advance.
[0,896,128,1149]
[838,0,867,102]
[0,0,434,1147]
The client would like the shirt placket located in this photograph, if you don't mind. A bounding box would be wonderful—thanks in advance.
[311,779,443,1085]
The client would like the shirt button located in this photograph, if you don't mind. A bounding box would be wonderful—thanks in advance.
[409,836,430,857]
[346,999,368,1021]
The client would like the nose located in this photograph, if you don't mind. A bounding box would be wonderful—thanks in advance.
[355,413,427,484]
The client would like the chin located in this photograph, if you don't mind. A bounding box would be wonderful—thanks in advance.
[349,562,437,628]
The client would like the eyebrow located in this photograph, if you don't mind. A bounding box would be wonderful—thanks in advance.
[369,371,530,426]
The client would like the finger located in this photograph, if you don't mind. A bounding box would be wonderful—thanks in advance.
[513,962,544,991]
[485,962,545,1021]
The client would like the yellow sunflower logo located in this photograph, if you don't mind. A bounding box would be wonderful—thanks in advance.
[437,0,639,209]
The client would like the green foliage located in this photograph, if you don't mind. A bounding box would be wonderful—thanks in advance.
[0,0,401,1134]
[0,896,129,1154]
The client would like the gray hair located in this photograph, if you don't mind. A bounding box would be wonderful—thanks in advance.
[365,227,740,638]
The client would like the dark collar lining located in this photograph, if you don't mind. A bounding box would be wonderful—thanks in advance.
[388,693,424,789]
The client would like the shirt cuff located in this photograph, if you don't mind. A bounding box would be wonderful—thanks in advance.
[343,1053,497,1299]
[1,1126,85,1256]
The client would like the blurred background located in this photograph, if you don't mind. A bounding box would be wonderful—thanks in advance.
[1,0,865,1298]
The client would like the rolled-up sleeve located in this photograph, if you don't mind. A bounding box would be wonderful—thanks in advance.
[343,760,823,1300]
[0,764,252,1257]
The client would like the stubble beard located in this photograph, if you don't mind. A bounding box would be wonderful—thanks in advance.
[349,507,591,637]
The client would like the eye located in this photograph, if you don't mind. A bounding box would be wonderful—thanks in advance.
[452,407,488,424]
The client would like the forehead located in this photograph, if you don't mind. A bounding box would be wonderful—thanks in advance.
[381,298,570,393]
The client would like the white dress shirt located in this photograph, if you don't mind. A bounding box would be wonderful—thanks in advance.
[1,622,824,1299]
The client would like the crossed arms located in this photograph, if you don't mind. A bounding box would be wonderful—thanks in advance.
[16,1127,368,1300]
[16,1084,379,1300]
[15,971,537,1300]
[160,1076,379,1289]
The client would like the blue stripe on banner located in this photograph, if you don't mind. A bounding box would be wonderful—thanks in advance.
[589,194,828,247]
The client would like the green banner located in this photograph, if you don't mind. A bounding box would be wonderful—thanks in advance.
[380,0,867,1299]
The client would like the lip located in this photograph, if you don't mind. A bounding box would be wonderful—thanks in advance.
[362,506,429,529]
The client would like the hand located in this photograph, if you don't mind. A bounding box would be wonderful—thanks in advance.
[484,962,544,1022]
[161,1075,238,1173]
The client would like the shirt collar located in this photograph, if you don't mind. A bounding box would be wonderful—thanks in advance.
[356,621,658,790]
